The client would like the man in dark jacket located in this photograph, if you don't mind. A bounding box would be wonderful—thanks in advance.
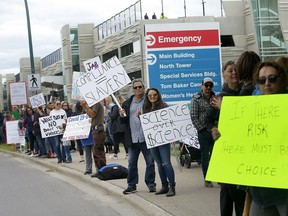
[120,79,156,194]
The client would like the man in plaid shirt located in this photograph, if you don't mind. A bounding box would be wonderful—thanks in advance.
[190,77,215,188]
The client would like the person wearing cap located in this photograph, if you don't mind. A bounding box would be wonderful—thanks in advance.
[190,77,215,188]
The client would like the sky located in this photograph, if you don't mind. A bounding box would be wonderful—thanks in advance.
[0,0,223,75]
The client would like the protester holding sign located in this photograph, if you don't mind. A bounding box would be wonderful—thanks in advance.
[143,88,176,197]
[190,77,215,188]
[248,62,288,216]
[23,107,37,156]
[119,79,156,194]
[211,62,288,216]
[80,100,106,177]
[50,100,67,163]
[206,61,245,216]
[33,106,48,157]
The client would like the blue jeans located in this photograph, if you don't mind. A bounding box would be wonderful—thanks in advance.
[198,130,214,178]
[127,142,156,189]
[35,135,47,155]
[84,145,93,172]
[51,135,66,162]
[250,200,288,216]
[63,146,72,162]
[150,144,175,186]
[47,137,56,154]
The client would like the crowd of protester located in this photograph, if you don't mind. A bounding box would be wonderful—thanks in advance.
[1,51,287,212]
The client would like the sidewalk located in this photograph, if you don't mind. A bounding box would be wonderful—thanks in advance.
[1,145,220,216]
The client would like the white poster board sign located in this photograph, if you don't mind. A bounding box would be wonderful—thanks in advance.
[39,115,65,138]
[140,103,197,149]
[62,114,91,141]
[29,93,46,108]
[72,71,86,100]
[9,82,28,106]
[76,56,131,107]
[83,56,102,74]
[6,120,25,145]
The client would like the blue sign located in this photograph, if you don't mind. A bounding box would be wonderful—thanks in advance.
[147,48,221,102]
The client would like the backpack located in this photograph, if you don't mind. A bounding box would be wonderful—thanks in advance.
[97,164,128,180]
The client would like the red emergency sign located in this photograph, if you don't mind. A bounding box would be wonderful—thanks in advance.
[146,29,219,49]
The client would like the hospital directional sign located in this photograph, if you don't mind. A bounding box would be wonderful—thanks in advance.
[145,22,222,103]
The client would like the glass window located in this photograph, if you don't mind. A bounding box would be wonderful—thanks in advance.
[103,49,119,62]
[221,35,235,47]
[70,29,78,45]
[251,0,287,60]
[121,43,134,57]
[128,70,141,80]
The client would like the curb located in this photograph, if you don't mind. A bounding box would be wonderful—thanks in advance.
[0,150,173,216]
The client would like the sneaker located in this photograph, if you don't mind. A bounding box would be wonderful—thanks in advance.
[149,186,156,193]
[109,155,118,159]
[123,187,137,195]
[79,160,85,163]
[124,154,128,159]
[91,172,99,178]
[204,181,214,188]
[84,171,92,175]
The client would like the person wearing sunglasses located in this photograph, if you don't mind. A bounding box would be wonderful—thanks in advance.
[248,62,288,216]
[143,88,176,197]
[119,79,156,194]
[206,61,246,216]
[190,77,215,188]
[50,100,67,163]
[212,62,288,216]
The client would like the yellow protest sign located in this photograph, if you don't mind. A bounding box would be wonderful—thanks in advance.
[206,95,288,189]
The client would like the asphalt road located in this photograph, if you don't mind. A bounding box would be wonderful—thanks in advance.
[0,153,146,216]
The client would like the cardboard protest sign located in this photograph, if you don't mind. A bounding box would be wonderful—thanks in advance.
[140,103,197,149]
[6,120,25,145]
[206,95,288,189]
[29,93,45,108]
[76,56,131,107]
[39,115,65,138]
[9,82,28,106]
[83,56,102,74]
[62,114,91,141]
[180,133,200,149]
[71,71,85,100]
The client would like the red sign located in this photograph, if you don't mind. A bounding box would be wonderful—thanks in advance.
[146,30,219,49]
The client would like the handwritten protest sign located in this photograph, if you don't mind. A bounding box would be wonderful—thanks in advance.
[39,115,65,138]
[140,103,197,149]
[6,120,25,145]
[29,93,45,108]
[83,56,102,74]
[9,82,27,106]
[62,114,91,141]
[71,72,85,100]
[180,132,200,149]
[206,95,288,189]
[76,56,131,107]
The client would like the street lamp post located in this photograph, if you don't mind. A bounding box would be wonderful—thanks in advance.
[184,0,186,17]
[202,0,206,16]
[24,0,35,74]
